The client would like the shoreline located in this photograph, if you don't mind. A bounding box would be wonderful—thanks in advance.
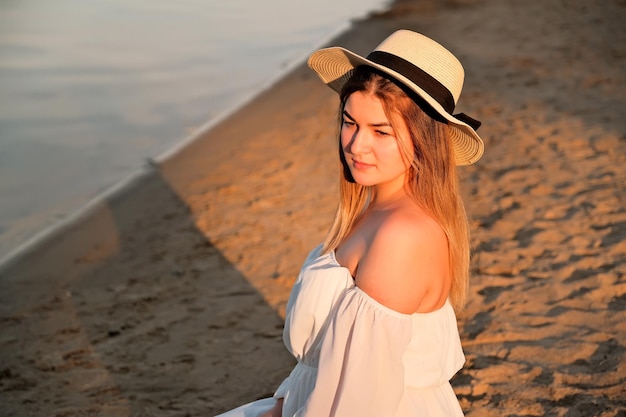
[0,5,385,273]
[0,0,391,264]
[1,0,625,416]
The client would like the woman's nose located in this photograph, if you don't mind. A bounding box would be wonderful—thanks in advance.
[347,129,369,155]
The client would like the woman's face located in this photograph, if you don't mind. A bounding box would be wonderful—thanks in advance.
[341,91,412,190]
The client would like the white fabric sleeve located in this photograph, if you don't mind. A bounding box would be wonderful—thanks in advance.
[297,286,413,417]
[284,264,353,361]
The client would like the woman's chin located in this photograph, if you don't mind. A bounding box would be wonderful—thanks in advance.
[351,174,377,187]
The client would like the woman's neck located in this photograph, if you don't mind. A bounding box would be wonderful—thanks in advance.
[369,182,412,211]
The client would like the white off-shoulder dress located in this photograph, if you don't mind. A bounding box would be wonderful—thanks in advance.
[215,245,466,417]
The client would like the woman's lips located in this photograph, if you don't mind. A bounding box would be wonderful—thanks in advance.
[352,158,375,170]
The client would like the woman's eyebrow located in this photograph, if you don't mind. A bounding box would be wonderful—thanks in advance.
[343,110,392,127]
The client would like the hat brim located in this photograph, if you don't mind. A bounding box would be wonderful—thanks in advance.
[308,47,484,166]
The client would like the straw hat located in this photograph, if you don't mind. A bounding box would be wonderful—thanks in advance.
[308,30,484,166]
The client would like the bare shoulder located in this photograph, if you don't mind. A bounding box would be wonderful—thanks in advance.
[377,207,446,250]
[355,207,450,314]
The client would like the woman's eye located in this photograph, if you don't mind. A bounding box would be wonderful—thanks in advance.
[376,130,391,136]
[342,120,355,127]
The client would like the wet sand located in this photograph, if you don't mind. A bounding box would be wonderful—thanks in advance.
[1,0,625,415]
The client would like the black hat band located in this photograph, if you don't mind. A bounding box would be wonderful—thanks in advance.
[367,50,456,114]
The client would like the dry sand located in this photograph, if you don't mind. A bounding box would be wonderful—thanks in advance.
[1,0,625,416]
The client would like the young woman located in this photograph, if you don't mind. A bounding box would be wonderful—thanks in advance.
[216,29,484,417]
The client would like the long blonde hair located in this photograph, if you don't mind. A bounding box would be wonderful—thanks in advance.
[322,66,470,310]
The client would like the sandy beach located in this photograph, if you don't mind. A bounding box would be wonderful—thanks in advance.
[1,0,625,415]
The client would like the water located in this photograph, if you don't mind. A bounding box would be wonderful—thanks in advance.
[0,0,389,260]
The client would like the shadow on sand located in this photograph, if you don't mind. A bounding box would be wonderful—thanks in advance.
[0,166,294,416]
